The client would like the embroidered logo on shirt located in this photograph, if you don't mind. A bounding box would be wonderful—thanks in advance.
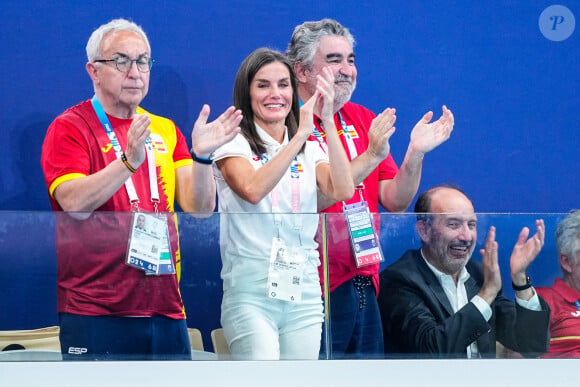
[290,163,303,178]
[101,143,113,153]
[253,154,269,165]
[335,126,359,139]
[345,125,359,139]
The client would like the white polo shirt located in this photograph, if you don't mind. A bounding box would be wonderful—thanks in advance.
[213,124,329,291]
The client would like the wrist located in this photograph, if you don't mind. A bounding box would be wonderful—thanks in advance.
[512,275,532,291]
[190,148,213,165]
[121,153,138,173]
[477,289,497,305]
[363,147,383,163]
[407,143,427,159]
[320,114,334,126]
[477,284,501,305]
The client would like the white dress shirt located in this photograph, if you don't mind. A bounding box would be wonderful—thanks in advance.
[420,250,541,358]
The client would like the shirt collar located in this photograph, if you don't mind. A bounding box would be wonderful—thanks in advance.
[254,122,288,148]
[553,277,580,303]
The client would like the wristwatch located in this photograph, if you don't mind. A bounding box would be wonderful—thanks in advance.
[512,276,532,291]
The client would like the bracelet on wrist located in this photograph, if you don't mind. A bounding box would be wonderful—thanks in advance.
[121,153,137,173]
[190,149,213,165]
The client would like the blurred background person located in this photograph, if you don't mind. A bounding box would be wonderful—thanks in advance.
[537,210,580,358]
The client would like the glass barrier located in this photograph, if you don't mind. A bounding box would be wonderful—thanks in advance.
[322,212,566,360]
[0,211,571,362]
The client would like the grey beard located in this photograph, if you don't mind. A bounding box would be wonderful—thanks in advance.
[333,84,355,113]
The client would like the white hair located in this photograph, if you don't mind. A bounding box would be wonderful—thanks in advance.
[557,210,580,265]
[85,18,150,62]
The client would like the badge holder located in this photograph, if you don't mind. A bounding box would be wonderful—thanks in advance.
[154,223,175,275]
[343,201,384,267]
[92,97,175,276]
[126,212,173,275]
[267,237,305,302]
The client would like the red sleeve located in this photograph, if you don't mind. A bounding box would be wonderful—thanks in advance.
[41,114,92,192]
[378,153,399,181]
[172,125,192,163]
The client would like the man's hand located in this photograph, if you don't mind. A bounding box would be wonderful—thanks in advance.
[313,66,336,122]
[300,66,336,142]
[409,105,454,155]
[478,226,502,305]
[510,219,545,282]
[191,105,242,158]
[366,107,397,161]
[125,113,151,167]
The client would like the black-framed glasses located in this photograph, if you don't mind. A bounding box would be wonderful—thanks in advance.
[94,55,155,73]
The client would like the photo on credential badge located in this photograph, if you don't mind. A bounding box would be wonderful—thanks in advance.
[135,214,147,232]
[127,213,166,274]
[275,247,290,264]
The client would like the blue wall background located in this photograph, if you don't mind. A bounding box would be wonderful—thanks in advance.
[0,0,577,213]
[0,1,577,349]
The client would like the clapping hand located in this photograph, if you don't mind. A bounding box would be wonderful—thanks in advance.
[125,113,152,167]
[510,219,545,280]
[409,105,454,154]
[478,226,502,304]
[367,107,397,160]
[313,66,336,122]
[190,105,242,158]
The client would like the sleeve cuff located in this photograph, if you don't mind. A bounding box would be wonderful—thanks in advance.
[471,295,492,321]
[515,288,542,311]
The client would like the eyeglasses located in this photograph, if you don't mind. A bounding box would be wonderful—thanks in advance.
[94,55,155,73]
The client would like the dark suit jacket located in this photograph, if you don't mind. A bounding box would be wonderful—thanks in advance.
[378,249,550,358]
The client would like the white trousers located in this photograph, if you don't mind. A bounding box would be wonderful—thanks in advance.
[221,278,323,360]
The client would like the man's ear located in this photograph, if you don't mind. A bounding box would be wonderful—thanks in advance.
[560,253,573,274]
[294,61,309,84]
[416,220,430,244]
[86,62,99,83]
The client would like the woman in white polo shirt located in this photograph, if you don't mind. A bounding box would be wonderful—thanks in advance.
[212,48,354,360]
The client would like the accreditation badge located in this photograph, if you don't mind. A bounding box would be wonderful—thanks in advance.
[152,222,175,275]
[343,201,384,267]
[267,238,305,302]
[126,213,170,275]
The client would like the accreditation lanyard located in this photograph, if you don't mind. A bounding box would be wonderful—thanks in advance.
[262,153,305,302]
[91,97,173,276]
[312,111,358,160]
[312,110,382,267]
[259,153,302,231]
[90,96,159,211]
[298,96,358,159]
[312,111,364,200]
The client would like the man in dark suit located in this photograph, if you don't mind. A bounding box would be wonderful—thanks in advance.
[378,185,550,358]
